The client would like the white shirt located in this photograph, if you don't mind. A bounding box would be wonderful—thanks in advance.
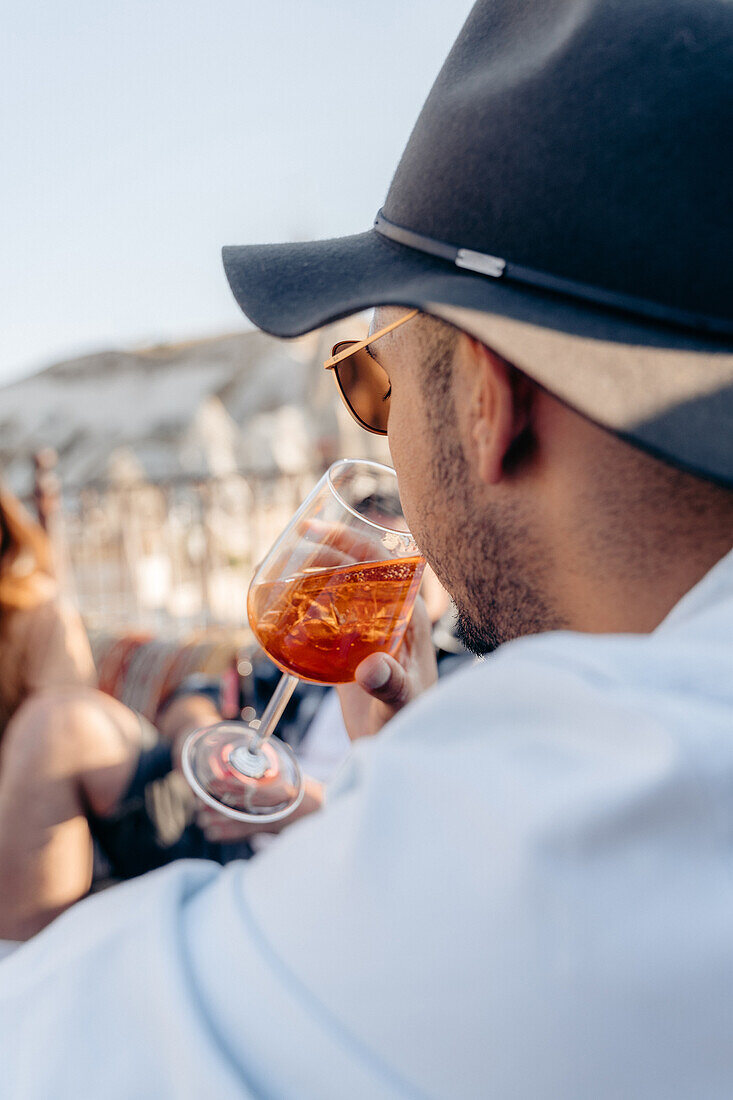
[295,688,351,781]
[2,551,732,1099]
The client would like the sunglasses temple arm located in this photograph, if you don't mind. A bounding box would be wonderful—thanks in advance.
[323,308,419,368]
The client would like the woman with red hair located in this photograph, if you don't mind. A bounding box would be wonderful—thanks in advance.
[0,487,95,737]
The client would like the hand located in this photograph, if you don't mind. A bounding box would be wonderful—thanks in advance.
[195,775,325,842]
[158,694,222,771]
[269,517,394,579]
[336,595,437,741]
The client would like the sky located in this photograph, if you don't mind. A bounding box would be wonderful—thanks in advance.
[1,1,473,384]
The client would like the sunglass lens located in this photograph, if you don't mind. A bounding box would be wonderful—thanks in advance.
[332,344,390,434]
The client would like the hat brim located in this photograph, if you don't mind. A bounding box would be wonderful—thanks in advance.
[223,228,733,487]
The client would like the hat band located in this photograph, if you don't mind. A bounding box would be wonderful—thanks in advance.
[374,210,733,338]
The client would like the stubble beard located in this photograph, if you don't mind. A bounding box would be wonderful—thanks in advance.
[416,359,561,657]
[416,484,558,656]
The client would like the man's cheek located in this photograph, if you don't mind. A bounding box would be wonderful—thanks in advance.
[387,433,424,540]
[386,404,414,489]
[387,402,429,534]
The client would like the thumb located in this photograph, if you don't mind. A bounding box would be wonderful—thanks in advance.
[355,653,412,710]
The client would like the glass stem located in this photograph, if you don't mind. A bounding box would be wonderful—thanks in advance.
[248,673,299,754]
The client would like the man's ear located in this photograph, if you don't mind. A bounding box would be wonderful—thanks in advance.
[467,338,533,485]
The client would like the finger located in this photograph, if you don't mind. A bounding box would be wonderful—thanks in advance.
[267,520,410,588]
[203,823,255,842]
[354,652,413,709]
[197,806,258,838]
[269,540,353,576]
[196,807,228,829]
[400,596,436,658]
[204,815,284,840]
[302,519,391,564]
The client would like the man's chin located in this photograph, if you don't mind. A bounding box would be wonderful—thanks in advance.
[453,605,501,656]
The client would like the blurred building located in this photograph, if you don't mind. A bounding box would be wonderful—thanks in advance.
[0,323,390,635]
[0,324,388,493]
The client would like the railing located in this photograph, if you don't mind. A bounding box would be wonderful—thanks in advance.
[55,470,319,636]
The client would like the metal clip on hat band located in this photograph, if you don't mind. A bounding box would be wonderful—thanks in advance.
[373,210,733,338]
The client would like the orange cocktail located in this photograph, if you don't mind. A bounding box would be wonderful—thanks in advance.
[183,460,424,827]
[248,554,425,683]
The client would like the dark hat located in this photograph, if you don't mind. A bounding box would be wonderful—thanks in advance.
[222,0,733,487]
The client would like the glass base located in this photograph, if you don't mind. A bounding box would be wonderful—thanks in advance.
[181,721,304,824]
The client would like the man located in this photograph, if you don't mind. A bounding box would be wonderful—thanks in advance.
[2,1,732,1097]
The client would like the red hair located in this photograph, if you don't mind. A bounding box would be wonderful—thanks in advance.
[0,488,54,612]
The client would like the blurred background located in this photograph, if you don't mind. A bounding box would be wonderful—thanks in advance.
[1,2,471,701]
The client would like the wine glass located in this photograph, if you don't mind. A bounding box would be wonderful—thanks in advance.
[182,459,425,824]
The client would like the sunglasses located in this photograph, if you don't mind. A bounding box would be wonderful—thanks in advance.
[323,308,419,435]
